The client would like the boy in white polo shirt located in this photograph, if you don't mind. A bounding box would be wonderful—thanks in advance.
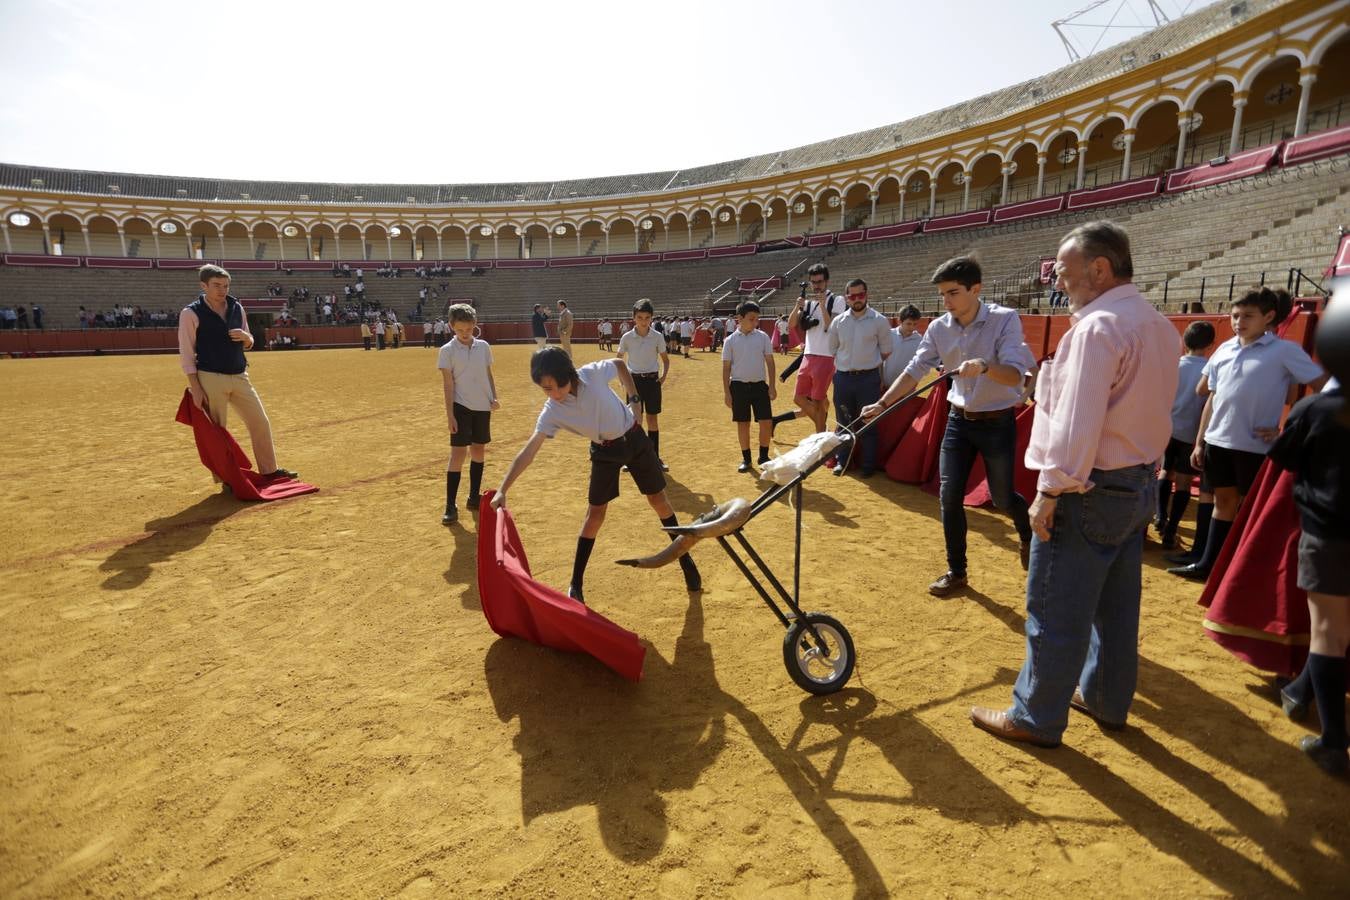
[616,298,671,470]
[722,300,777,472]
[438,303,499,524]
[491,347,701,606]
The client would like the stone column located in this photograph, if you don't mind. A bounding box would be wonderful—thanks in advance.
[1036,153,1047,197]
[1228,92,1248,155]
[1294,66,1318,137]
[1175,113,1192,169]
[1119,130,1136,181]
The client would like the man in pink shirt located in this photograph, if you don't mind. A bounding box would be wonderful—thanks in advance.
[971,221,1177,748]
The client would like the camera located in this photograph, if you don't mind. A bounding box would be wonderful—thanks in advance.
[797,281,821,330]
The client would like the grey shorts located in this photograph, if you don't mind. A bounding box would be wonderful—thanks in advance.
[1297,530,1350,596]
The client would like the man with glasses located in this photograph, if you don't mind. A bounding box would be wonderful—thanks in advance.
[771,262,841,435]
[862,256,1036,597]
[827,278,891,475]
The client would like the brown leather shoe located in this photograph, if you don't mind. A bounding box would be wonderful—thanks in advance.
[1020,540,1030,571]
[928,571,968,597]
[1069,688,1126,731]
[970,707,1060,748]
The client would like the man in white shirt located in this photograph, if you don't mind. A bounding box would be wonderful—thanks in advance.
[617,299,671,469]
[491,348,701,605]
[773,262,841,434]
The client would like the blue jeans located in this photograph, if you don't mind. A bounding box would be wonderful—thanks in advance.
[939,410,1032,575]
[833,369,882,471]
[1009,464,1155,742]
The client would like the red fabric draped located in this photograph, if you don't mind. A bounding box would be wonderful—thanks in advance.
[476,491,646,681]
[174,390,318,501]
[1198,462,1310,676]
[884,378,950,484]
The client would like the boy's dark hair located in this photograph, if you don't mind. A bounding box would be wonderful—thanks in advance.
[1182,320,1216,351]
[633,298,655,315]
[530,346,579,390]
[736,300,761,317]
[931,256,981,289]
[898,304,922,321]
[448,303,476,324]
[1232,286,1294,326]
[806,262,829,281]
[199,263,231,283]
[845,277,867,292]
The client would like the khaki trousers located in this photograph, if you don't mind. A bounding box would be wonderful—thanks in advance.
[197,370,278,474]
[560,332,573,357]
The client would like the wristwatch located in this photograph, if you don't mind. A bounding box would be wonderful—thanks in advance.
[626,394,641,404]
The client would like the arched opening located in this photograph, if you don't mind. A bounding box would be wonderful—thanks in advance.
[758,199,787,240]
[123,217,154,257]
[335,224,362,260]
[363,224,389,261]
[1002,143,1041,203]
[251,222,279,261]
[1082,117,1126,188]
[814,189,842,232]
[382,223,411,260]
[872,178,901,225]
[1183,81,1237,165]
[494,224,521,260]
[608,218,637,254]
[899,172,930,221]
[840,183,871,230]
[4,210,44,253]
[1306,31,1350,133]
[440,225,467,260]
[665,212,690,251]
[46,212,82,256]
[1129,100,1181,178]
[787,193,814,233]
[689,209,714,249]
[967,153,1003,209]
[577,220,605,257]
[192,221,222,260]
[1244,54,1303,146]
[216,222,246,259]
[309,223,337,260]
[636,215,665,253]
[277,222,308,261]
[932,162,965,217]
[85,214,122,256]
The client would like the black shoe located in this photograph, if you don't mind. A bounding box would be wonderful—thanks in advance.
[860,468,876,479]
[1165,550,1198,566]
[441,506,458,525]
[737,461,752,473]
[658,459,669,472]
[1299,736,1350,776]
[466,493,482,511]
[266,467,299,480]
[683,566,702,593]
[567,583,586,606]
[1167,563,1209,581]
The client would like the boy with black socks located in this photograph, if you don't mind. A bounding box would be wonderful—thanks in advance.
[1266,379,1349,775]
[721,300,777,473]
[1155,321,1215,550]
[616,298,670,471]
[439,303,499,524]
[490,347,701,606]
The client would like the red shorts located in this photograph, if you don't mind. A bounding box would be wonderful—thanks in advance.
[795,354,835,402]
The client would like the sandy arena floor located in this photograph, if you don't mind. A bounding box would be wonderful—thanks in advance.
[1,343,1347,897]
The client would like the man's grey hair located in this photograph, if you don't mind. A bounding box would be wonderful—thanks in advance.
[1062,220,1133,280]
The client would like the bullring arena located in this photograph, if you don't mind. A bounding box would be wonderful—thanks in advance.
[4,1,1350,896]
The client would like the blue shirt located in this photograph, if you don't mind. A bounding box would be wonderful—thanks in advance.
[1171,354,1207,442]
[1202,332,1324,454]
[903,302,1036,412]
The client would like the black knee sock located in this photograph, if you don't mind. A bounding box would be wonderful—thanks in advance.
[1156,479,1172,526]
[1165,490,1190,537]
[649,430,660,459]
[660,514,700,579]
[572,537,595,590]
[1194,517,1233,573]
[468,461,484,498]
[446,471,461,509]
[741,448,752,465]
[758,445,771,464]
[1190,501,1213,556]
[1309,653,1348,750]
[771,410,796,426]
[1285,660,1313,706]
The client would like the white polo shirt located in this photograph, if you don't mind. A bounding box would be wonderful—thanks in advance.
[618,328,666,374]
[801,292,843,356]
[437,337,495,411]
[722,327,773,382]
[535,359,634,442]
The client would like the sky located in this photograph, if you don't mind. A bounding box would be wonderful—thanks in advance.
[0,0,1202,185]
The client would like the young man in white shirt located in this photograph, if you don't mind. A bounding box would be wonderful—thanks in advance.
[491,347,701,606]
[438,303,500,523]
[722,300,777,472]
[772,262,841,434]
[616,298,671,470]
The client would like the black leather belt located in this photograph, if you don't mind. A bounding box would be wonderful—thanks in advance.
[596,424,643,446]
[633,372,659,378]
[950,406,1015,421]
[838,368,879,376]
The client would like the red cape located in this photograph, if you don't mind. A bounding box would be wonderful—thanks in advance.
[476,491,646,681]
[1199,461,1310,675]
[175,390,318,501]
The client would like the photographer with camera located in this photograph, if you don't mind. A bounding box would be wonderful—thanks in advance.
[770,263,841,435]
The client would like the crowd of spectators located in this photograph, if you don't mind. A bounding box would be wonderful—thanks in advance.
[70,304,176,329]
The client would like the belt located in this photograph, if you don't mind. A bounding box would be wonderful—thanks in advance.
[950,405,1015,420]
[838,368,879,376]
[596,424,643,446]
[633,372,660,378]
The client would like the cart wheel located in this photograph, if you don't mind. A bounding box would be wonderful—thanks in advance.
[783,613,855,695]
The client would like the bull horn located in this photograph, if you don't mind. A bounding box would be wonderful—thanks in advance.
[615,498,752,569]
